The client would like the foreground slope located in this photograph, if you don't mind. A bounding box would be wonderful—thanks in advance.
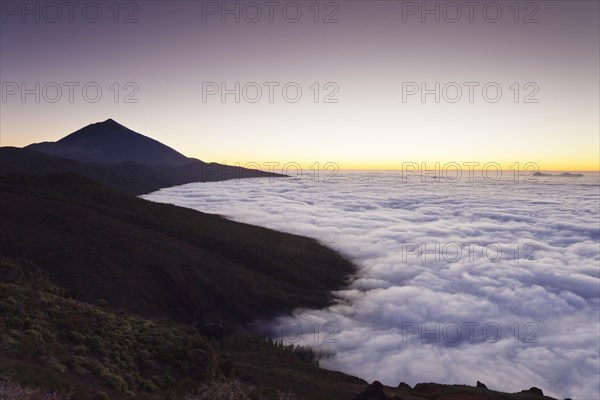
[0,173,355,324]
[0,258,364,399]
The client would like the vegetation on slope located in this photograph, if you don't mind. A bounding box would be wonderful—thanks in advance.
[0,258,214,397]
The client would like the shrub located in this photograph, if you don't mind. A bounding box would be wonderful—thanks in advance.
[100,370,128,392]
[140,378,158,392]
[68,331,85,344]
[94,391,109,400]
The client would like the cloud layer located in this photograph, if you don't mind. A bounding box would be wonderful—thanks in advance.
[144,172,600,399]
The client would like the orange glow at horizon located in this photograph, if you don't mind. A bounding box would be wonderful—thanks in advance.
[185,155,600,173]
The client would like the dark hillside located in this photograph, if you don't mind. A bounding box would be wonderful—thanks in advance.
[0,173,356,324]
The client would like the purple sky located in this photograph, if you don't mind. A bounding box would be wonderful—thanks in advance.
[1,1,599,170]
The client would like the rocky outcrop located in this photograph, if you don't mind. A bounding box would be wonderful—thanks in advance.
[520,387,544,396]
[355,381,388,400]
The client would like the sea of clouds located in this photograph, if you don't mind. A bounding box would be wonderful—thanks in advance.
[143,171,600,399]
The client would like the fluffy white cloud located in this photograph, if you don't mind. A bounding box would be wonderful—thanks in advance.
[143,172,600,399]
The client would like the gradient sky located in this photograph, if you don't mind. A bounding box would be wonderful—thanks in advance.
[1,0,599,170]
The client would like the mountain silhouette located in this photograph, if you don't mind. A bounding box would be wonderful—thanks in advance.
[26,118,192,166]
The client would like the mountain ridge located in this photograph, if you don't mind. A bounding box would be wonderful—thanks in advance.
[4,119,285,195]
